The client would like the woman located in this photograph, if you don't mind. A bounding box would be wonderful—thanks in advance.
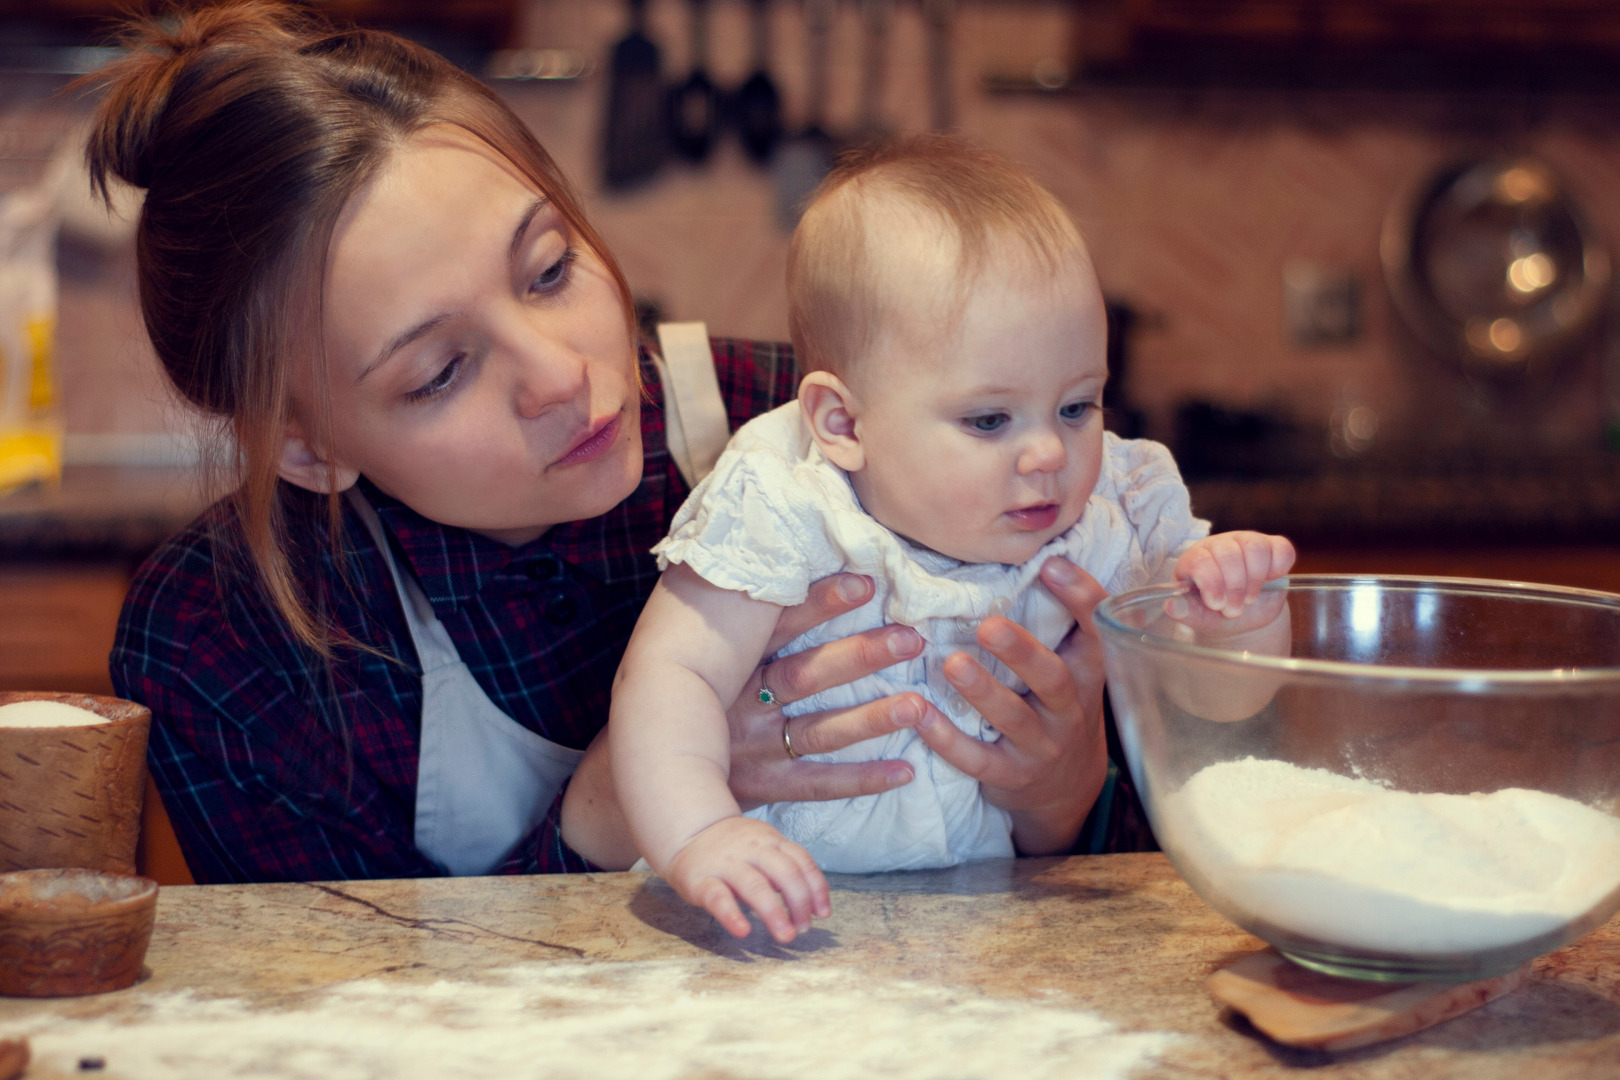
[100,2,1118,884]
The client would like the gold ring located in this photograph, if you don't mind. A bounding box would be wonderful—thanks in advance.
[782,719,802,760]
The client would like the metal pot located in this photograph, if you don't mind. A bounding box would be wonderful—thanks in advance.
[1382,157,1609,374]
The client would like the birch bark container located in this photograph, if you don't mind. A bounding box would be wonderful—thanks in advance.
[0,692,151,875]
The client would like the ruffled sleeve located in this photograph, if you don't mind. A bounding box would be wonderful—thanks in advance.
[653,403,846,607]
[1098,433,1210,587]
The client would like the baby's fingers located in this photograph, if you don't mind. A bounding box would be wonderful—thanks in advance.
[1241,536,1274,605]
[758,843,831,929]
[1180,540,1236,612]
[694,877,754,939]
[1268,535,1297,579]
[730,863,799,943]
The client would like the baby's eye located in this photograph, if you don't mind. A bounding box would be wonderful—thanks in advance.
[1059,400,1095,422]
[964,412,1010,434]
[529,248,577,295]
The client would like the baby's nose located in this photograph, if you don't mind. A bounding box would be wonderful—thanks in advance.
[1017,430,1068,474]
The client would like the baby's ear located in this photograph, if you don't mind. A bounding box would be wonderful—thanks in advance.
[798,372,865,472]
[277,420,361,494]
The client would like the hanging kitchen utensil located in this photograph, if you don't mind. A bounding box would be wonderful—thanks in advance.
[923,0,955,131]
[601,0,667,191]
[733,0,784,164]
[668,0,721,163]
[857,0,893,143]
[773,0,838,229]
[1382,157,1610,375]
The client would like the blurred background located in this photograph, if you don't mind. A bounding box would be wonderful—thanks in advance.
[4,0,1620,694]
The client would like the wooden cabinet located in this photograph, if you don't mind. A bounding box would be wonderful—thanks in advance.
[1073,0,1620,87]
[0,0,522,49]
[0,565,128,696]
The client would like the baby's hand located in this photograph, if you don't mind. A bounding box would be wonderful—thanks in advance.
[1171,531,1295,624]
[662,816,831,944]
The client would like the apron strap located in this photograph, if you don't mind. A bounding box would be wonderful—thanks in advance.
[346,488,459,673]
[654,321,731,488]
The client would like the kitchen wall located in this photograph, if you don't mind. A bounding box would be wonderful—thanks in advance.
[28,0,1620,463]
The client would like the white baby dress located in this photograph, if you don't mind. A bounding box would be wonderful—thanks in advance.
[653,401,1210,872]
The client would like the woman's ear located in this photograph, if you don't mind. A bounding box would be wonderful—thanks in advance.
[799,372,865,472]
[277,421,360,494]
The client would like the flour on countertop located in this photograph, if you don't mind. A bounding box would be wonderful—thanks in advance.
[1163,757,1620,955]
[1,961,1173,1080]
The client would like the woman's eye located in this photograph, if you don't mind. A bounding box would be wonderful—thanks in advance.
[1059,401,1095,422]
[965,413,1010,433]
[530,248,577,295]
[405,354,464,403]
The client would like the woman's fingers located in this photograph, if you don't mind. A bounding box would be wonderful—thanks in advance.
[912,697,1002,780]
[789,693,925,757]
[761,624,922,706]
[767,574,875,654]
[979,618,1081,723]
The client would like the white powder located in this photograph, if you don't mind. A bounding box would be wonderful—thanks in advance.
[1161,757,1620,956]
[0,961,1173,1080]
[0,700,106,728]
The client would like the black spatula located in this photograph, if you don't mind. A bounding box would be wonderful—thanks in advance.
[733,0,783,164]
[668,0,720,163]
[602,0,667,190]
[773,0,837,228]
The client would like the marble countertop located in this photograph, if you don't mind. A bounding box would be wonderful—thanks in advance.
[2,854,1618,1079]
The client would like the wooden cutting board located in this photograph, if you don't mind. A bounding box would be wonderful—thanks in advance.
[1207,948,1529,1052]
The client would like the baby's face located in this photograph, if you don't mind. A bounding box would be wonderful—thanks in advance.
[847,251,1108,565]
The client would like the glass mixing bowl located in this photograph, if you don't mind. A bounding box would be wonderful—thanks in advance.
[1094,575,1620,982]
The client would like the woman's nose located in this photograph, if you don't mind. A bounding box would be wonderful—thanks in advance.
[1017,427,1068,475]
[511,333,588,420]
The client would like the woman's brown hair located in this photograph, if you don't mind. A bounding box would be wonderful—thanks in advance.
[86,1,634,655]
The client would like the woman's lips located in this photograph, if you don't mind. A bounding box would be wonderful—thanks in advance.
[552,414,621,468]
[1006,503,1059,531]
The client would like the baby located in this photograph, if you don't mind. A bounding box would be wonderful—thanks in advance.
[609,136,1294,942]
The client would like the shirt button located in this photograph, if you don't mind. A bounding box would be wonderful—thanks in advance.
[545,592,579,625]
[527,557,562,581]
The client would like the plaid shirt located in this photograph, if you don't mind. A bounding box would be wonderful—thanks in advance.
[111,339,800,884]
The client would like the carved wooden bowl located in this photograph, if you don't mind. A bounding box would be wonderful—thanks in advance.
[0,868,158,996]
[0,692,152,875]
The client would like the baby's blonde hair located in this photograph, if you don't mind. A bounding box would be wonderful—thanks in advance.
[787,134,1088,378]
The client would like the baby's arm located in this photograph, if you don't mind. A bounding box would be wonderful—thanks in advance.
[610,562,830,942]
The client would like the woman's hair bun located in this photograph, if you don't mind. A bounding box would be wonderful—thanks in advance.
[84,1,311,199]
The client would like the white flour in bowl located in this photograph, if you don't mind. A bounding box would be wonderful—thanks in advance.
[1161,757,1620,955]
[0,700,105,728]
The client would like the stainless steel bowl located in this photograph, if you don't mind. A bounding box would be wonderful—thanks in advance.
[1095,575,1620,981]
[1383,158,1609,373]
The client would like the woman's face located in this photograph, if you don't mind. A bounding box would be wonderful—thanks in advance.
[305,125,641,545]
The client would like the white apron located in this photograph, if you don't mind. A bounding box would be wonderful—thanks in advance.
[349,323,730,876]
[350,490,585,877]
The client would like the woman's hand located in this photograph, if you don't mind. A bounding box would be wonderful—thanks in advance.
[726,573,927,811]
[917,557,1111,856]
